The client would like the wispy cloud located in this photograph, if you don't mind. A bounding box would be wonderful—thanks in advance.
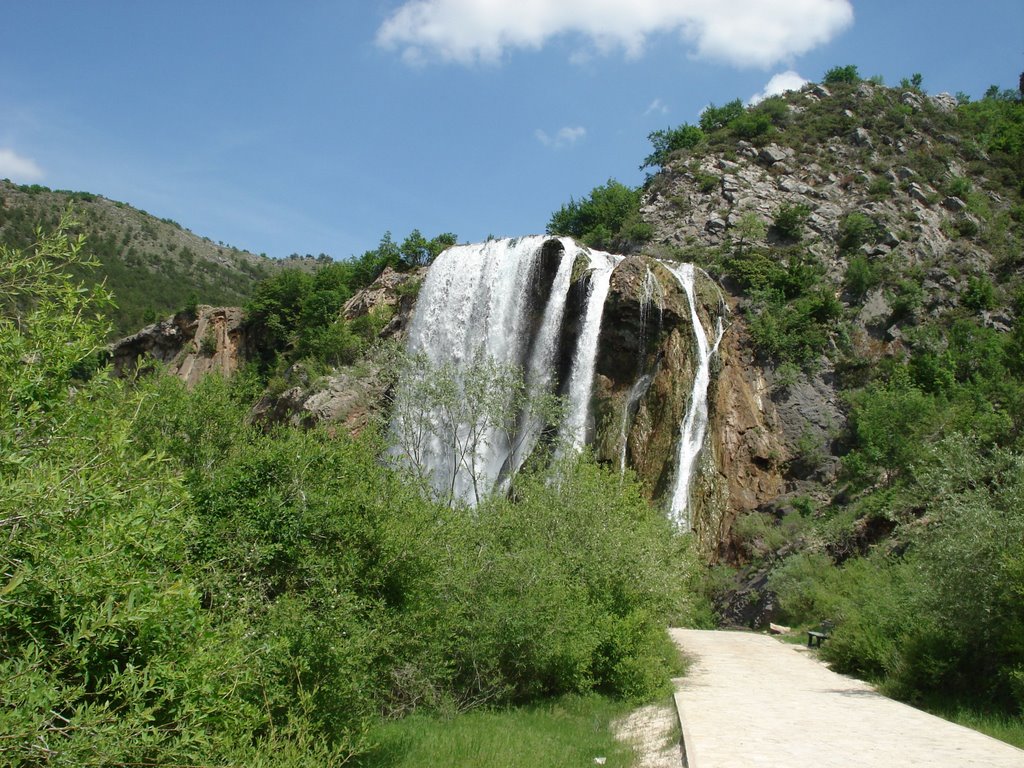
[0,147,44,182]
[749,70,809,105]
[644,98,669,116]
[377,0,853,67]
[535,125,587,149]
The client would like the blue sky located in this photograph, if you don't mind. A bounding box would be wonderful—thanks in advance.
[2,1,1022,259]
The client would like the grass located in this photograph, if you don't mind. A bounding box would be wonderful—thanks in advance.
[356,694,637,768]
[929,707,1024,750]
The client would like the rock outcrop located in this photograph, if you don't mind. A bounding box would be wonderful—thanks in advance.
[110,305,248,387]
[342,266,425,342]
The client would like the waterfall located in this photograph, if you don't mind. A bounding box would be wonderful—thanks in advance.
[618,373,654,476]
[397,237,725,519]
[401,236,563,504]
[506,238,579,477]
[638,265,663,356]
[559,250,620,451]
[664,263,725,529]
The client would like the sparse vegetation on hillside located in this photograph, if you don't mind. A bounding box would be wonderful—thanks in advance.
[0,180,275,335]
[631,70,1024,722]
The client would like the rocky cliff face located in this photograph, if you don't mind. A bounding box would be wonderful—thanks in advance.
[111,306,248,387]
[587,255,786,554]
[632,80,1023,557]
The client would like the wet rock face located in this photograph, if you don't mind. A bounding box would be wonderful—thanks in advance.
[590,257,786,554]
[591,256,726,508]
[110,305,248,387]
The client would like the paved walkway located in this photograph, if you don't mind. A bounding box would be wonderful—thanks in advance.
[670,628,1024,768]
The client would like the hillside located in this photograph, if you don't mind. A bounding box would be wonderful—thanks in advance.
[612,73,1024,715]
[4,68,1024,763]
[0,180,277,335]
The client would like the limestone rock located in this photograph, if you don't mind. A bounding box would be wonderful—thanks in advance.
[759,145,789,166]
[110,305,248,387]
[343,265,425,342]
[930,92,959,112]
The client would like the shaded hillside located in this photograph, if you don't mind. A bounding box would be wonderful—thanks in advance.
[0,180,276,335]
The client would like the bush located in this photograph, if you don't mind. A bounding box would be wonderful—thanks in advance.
[730,111,775,141]
[962,275,997,311]
[773,203,812,241]
[845,254,879,298]
[699,99,745,133]
[546,179,649,250]
[641,124,705,170]
[838,212,877,252]
[823,65,861,85]
[437,455,693,703]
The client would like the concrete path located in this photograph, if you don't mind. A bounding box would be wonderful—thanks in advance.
[670,628,1024,768]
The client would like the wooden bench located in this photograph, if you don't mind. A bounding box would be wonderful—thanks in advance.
[807,621,834,648]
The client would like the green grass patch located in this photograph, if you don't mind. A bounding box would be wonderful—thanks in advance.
[930,707,1024,750]
[357,695,637,768]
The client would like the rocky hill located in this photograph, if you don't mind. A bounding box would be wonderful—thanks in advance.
[0,180,277,335]
[112,78,1023,552]
[638,82,1018,509]
[74,72,1024,730]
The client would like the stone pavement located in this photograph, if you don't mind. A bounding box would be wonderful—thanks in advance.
[670,628,1024,768]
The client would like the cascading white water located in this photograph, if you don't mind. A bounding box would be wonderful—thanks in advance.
[665,263,725,529]
[559,250,620,451]
[638,265,663,355]
[402,236,561,504]
[618,373,654,476]
[398,237,724,519]
[507,238,579,476]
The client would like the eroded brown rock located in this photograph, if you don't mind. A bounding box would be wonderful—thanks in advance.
[110,305,247,388]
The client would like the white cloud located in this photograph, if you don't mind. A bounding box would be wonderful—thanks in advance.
[749,70,809,104]
[644,98,669,116]
[0,148,44,182]
[535,125,587,148]
[376,0,853,67]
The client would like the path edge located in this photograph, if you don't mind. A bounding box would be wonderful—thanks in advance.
[672,692,697,768]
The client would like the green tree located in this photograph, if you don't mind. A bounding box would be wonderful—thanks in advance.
[641,123,705,170]
[823,65,860,85]
[546,179,650,249]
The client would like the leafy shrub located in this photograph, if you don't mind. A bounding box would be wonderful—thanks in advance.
[439,455,692,702]
[546,179,649,250]
[699,99,745,133]
[641,124,705,170]
[953,216,980,238]
[889,279,924,319]
[695,171,720,193]
[842,372,940,485]
[838,212,878,252]
[772,203,812,241]
[823,65,861,85]
[868,177,893,199]
[844,254,880,298]
[962,275,997,311]
[945,176,972,198]
[730,111,775,141]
